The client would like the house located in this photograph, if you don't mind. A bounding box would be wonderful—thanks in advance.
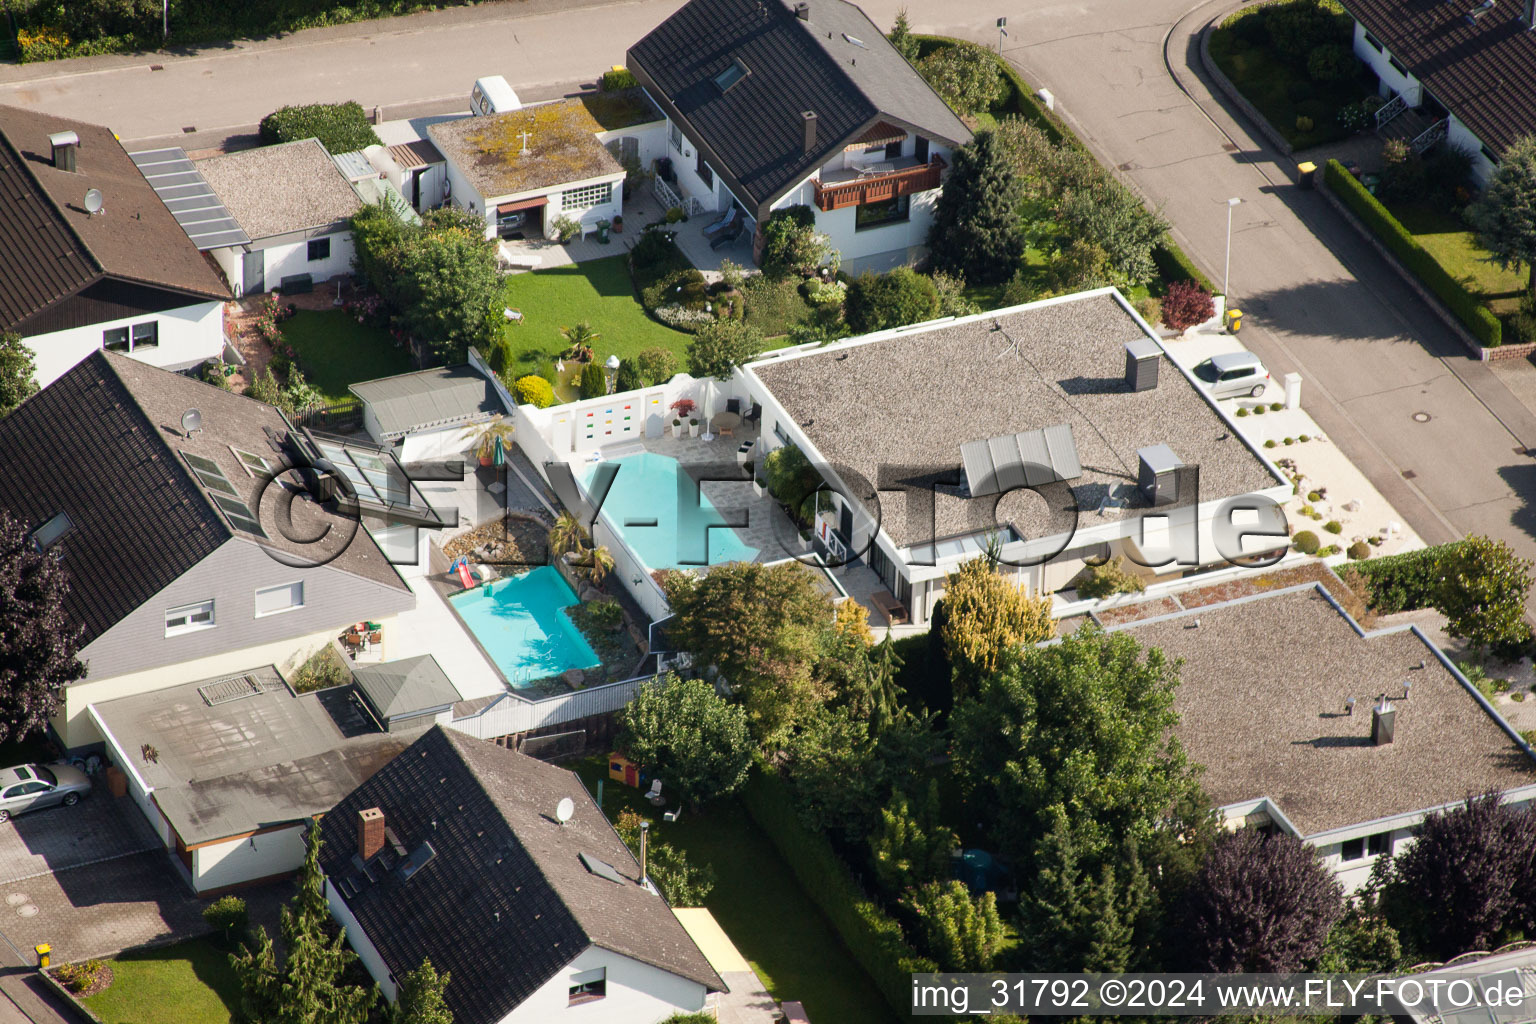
[350,363,506,463]
[0,105,231,387]
[319,726,725,1024]
[738,289,1293,625]
[627,0,972,270]
[88,666,414,894]
[1108,582,1536,891]
[0,350,423,748]
[1340,0,1536,179]
[194,138,364,296]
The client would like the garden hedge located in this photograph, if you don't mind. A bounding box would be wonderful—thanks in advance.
[741,770,937,1019]
[1324,160,1502,347]
[1339,539,1465,613]
[260,101,381,155]
[1152,241,1216,293]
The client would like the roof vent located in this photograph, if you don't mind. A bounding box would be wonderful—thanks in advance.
[1124,337,1161,392]
[802,110,818,155]
[49,131,78,172]
[1137,444,1183,506]
[1371,693,1396,745]
[794,1,810,18]
[1466,0,1496,23]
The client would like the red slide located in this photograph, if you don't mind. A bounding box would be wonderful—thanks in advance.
[455,561,474,589]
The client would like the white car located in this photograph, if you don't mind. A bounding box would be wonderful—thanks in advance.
[1192,351,1270,400]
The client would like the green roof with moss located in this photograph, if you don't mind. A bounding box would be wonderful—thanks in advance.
[428,99,624,200]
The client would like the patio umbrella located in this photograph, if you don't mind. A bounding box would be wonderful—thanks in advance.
[493,435,506,467]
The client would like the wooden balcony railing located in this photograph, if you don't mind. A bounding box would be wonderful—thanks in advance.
[812,156,946,212]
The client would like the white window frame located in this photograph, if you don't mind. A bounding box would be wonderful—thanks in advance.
[165,599,216,636]
[668,121,683,152]
[561,182,612,212]
[254,581,305,618]
[231,447,272,477]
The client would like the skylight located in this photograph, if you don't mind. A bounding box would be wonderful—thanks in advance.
[232,448,271,476]
[580,852,626,885]
[842,32,866,47]
[29,512,74,552]
[179,451,267,537]
[398,841,437,882]
[714,57,750,92]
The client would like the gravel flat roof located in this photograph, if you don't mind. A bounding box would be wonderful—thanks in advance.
[428,99,622,200]
[197,138,362,239]
[749,292,1283,549]
[1116,586,1536,836]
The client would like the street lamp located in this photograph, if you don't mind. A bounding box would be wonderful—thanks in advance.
[1224,197,1242,299]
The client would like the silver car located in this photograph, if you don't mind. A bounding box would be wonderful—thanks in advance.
[0,763,90,823]
[1192,351,1270,399]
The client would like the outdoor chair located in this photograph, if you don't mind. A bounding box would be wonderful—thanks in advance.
[702,206,739,240]
[502,307,523,325]
[709,218,743,250]
[646,779,664,806]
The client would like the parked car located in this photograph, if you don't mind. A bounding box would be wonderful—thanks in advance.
[1192,351,1270,399]
[0,763,90,823]
[470,75,521,116]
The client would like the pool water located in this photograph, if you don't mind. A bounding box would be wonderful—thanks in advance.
[448,566,600,687]
[582,452,759,570]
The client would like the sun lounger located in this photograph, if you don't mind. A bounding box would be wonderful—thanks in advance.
[702,206,739,240]
[709,218,744,250]
[871,589,909,626]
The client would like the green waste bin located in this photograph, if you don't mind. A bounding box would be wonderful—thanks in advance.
[597,221,611,244]
[1225,308,1243,333]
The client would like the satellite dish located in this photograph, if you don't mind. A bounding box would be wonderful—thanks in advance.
[83,189,103,215]
[181,408,202,436]
[555,797,575,825]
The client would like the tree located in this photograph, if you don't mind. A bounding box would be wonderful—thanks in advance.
[1023,809,1156,972]
[928,130,1026,286]
[391,959,452,1024]
[1055,182,1168,287]
[0,512,86,746]
[760,206,831,278]
[547,512,587,559]
[1174,828,1342,972]
[939,556,1054,696]
[686,320,763,381]
[1160,280,1215,331]
[844,268,940,332]
[578,362,608,399]
[1043,238,1113,295]
[634,347,680,386]
[202,895,248,947]
[248,365,283,407]
[616,674,754,807]
[888,7,919,63]
[950,623,1198,868]
[614,359,643,393]
[861,631,906,735]
[901,880,1005,971]
[1435,534,1534,651]
[871,781,956,896]
[0,332,37,416]
[1470,136,1536,296]
[614,810,716,906]
[1319,885,1403,974]
[916,41,1004,115]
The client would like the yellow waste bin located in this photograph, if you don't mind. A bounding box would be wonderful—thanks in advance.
[35,944,50,968]
[1297,161,1317,189]
[1225,308,1243,333]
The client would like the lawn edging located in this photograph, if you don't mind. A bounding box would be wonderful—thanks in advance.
[740,770,936,1020]
[39,967,108,1024]
[1318,160,1527,360]
[1199,4,1295,158]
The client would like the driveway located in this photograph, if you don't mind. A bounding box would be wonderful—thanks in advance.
[0,783,158,887]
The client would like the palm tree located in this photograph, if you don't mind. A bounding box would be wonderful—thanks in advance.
[560,322,600,360]
[584,545,615,586]
[547,513,587,559]
[474,415,515,463]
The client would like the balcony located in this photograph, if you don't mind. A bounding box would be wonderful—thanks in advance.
[812,156,946,212]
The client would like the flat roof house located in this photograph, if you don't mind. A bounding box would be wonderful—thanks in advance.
[350,363,505,463]
[628,0,971,271]
[0,350,420,747]
[1341,0,1536,180]
[741,289,1292,625]
[320,726,725,1024]
[0,105,230,387]
[1110,583,1536,891]
[195,138,365,297]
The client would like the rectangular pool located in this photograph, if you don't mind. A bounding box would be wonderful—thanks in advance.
[448,566,600,687]
[582,452,759,570]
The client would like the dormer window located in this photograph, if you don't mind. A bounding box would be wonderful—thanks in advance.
[29,512,73,553]
[714,58,750,92]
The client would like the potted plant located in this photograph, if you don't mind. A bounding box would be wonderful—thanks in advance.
[612,214,623,234]
[688,417,699,437]
[672,417,683,437]
[476,415,515,467]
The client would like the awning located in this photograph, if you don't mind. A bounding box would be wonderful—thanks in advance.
[497,196,549,214]
[845,120,907,149]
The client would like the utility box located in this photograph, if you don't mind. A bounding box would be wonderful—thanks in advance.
[1297,161,1317,189]
[1123,337,1161,392]
[1137,444,1183,506]
[1372,697,1396,745]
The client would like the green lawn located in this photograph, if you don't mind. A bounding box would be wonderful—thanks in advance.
[278,310,414,403]
[1389,203,1527,299]
[499,256,689,401]
[572,758,898,1024]
[81,938,241,1024]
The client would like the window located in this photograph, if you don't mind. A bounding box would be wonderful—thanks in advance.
[307,237,331,262]
[131,321,158,349]
[1341,831,1392,861]
[568,968,606,1006]
[255,581,304,617]
[103,327,130,351]
[179,451,267,536]
[1388,55,1407,75]
[232,448,271,476]
[103,321,158,353]
[29,512,73,552]
[885,139,903,159]
[713,57,750,93]
[165,599,215,636]
[696,150,713,188]
[1340,837,1364,861]
[1364,31,1382,51]
[560,182,613,211]
[855,194,911,230]
[915,136,930,163]
[669,121,683,152]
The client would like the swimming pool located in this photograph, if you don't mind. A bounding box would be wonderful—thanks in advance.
[581,452,759,570]
[448,566,600,687]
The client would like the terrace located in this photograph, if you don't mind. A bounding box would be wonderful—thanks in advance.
[811,155,945,212]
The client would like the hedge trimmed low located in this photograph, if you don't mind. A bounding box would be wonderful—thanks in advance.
[741,770,937,1019]
[260,101,381,155]
[1324,160,1502,348]
[1340,539,1466,613]
[1153,241,1216,294]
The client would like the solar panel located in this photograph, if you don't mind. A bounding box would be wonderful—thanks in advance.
[129,147,250,250]
[1043,423,1082,480]
[988,435,1027,492]
[1014,429,1052,487]
[580,852,626,885]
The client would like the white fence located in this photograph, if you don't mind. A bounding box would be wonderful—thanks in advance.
[445,673,651,740]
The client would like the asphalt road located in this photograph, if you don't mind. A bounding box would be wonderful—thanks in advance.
[3,0,1535,556]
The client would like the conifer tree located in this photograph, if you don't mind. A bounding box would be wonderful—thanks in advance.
[902,879,1004,972]
[928,130,1027,286]
[392,958,453,1024]
[871,780,956,896]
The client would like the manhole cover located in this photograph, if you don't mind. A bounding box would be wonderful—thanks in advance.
[5,893,26,906]
[1412,411,1431,422]
[16,904,37,918]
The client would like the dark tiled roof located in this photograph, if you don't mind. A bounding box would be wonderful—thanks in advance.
[628,0,970,213]
[1341,0,1536,156]
[0,104,229,330]
[319,727,723,1024]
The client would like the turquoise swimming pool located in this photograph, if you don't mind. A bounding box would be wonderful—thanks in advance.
[582,452,759,570]
[448,566,600,687]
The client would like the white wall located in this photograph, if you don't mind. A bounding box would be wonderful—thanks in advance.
[504,945,708,1024]
[443,155,494,238]
[598,121,667,179]
[662,120,726,214]
[541,174,625,239]
[400,424,479,463]
[326,878,397,1001]
[193,823,307,893]
[1447,112,1499,184]
[26,299,225,387]
[220,231,355,295]
[1352,22,1421,105]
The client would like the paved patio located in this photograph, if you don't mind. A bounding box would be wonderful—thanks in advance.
[500,180,669,271]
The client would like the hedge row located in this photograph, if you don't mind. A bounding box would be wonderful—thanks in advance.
[1324,160,1502,347]
[1338,539,1465,613]
[1153,241,1217,294]
[741,770,937,1020]
[259,101,380,155]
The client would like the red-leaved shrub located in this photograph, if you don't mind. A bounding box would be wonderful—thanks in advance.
[1161,280,1215,332]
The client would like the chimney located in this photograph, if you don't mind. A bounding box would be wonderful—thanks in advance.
[638,820,650,886]
[357,807,385,861]
[802,111,818,155]
[1371,694,1396,745]
[1124,337,1161,392]
[794,1,810,18]
[49,131,79,172]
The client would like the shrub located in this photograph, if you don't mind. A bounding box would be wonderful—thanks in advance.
[999,268,1039,307]
[55,960,107,994]
[1263,439,1275,447]
[259,101,380,153]
[1295,115,1315,133]
[1161,280,1215,331]
[1236,406,1249,417]
[1076,556,1147,600]
[203,894,249,943]
[635,347,681,385]
[601,67,638,91]
[551,214,581,243]
[1339,539,1464,612]
[1307,490,1322,501]
[614,360,643,393]
[292,644,350,693]
[1324,520,1343,534]
[1293,530,1320,554]
[1317,544,1339,557]
[1134,296,1163,327]
[1152,242,1216,292]
[845,268,940,332]
[1437,535,1535,651]
[1267,0,1349,63]
[586,597,623,631]
[917,40,1005,114]
[486,336,514,376]
[1253,403,1266,415]
[761,206,829,278]
[1307,42,1356,83]
[513,374,555,408]
[1270,401,1282,411]
[1044,239,1113,294]
[1325,160,1501,346]
[1283,437,1294,445]
[578,362,608,400]
[1300,434,1311,441]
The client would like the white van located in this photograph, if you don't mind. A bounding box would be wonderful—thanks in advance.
[470,76,522,116]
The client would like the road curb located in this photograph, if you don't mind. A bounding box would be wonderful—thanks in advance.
[1198,2,1295,158]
